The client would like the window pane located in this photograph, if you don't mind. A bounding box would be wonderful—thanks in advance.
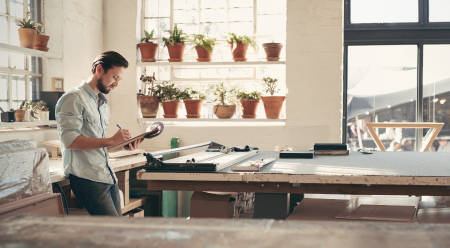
[429,0,450,23]
[10,19,21,46]
[229,8,252,22]
[200,0,226,9]
[29,56,42,74]
[201,8,227,23]
[351,0,418,24]
[174,9,198,24]
[0,0,5,14]
[0,73,8,100]
[175,23,197,36]
[229,0,252,8]
[145,18,169,38]
[229,22,253,36]
[0,51,7,67]
[28,0,41,23]
[423,45,450,152]
[146,0,170,18]
[12,74,26,102]
[10,0,24,18]
[258,14,286,39]
[257,0,286,15]
[30,76,41,100]
[10,52,25,69]
[347,45,417,151]
[174,69,199,79]
[174,0,198,10]
[201,22,227,38]
[0,16,7,44]
[0,101,7,112]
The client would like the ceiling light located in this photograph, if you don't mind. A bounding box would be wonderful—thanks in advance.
[433,98,439,103]
[440,99,446,104]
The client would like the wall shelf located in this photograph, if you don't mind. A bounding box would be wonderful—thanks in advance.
[137,60,285,66]
[0,43,62,59]
[0,120,57,128]
[139,118,285,123]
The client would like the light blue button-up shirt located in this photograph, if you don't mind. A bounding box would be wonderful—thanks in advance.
[56,81,117,184]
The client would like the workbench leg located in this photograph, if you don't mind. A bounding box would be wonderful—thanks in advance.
[289,194,304,214]
[253,193,288,219]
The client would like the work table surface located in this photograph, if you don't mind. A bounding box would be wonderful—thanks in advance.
[1,215,449,248]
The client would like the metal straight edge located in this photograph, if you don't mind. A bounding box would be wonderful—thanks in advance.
[162,151,226,163]
[150,141,212,157]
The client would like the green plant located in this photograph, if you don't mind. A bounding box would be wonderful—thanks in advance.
[262,77,280,96]
[140,69,156,96]
[141,30,155,43]
[154,81,183,102]
[17,18,37,29]
[21,101,40,119]
[211,82,237,106]
[190,34,216,53]
[181,87,206,100]
[38,101,48,111]
[225,33,258,53]
[237,90,262,100]
[163,24,189,47]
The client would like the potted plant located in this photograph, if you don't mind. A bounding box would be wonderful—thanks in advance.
[211,82,238,119]
[191,34,216,62]
[181,87,206,118]
[154,81,183,118]
[237,90,262,119]
[38,101,50,121]
[14,102,26,122]
[34,30,50,52]
[261,77,285,119]
[139,30,158,62]
[30,102,41,122]
[17,18,37,49]
[226,33,258,62]
[262,39,283,61]
[138,70,159,118]
[163,24,189,62]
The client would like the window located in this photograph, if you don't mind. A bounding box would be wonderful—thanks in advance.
[0,0,42,112]
[141,0,286,119]
[344,1,450,152]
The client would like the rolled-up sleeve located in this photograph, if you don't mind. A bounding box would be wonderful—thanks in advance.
[56,93,84,149]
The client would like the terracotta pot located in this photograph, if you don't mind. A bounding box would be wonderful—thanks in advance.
[40,111,50,121]
[184,99,204,118]
[261,96,285,119]
[138,95,159,118]
[229,42,248,62]
[14,110,26,122]
[240,99,260,119]
[262,43,283,61]
[195,46,212,62]
[166,43,186,62]
[213,105,236,119]
[18,28,37,49]
[162,99,181,118]
[33,35,50,52]
[139,42,158,62]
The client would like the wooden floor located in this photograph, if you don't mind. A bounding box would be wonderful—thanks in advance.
[1,215,450,248]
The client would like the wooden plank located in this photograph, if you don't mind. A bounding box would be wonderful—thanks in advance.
[109,149,145,158]
[121,197,147,213]
[146,180,450,196]
[138,171,290,182]
[314,150,349,155]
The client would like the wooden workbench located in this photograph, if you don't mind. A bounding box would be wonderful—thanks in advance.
[1,215,450,248]
[138,151,450,196]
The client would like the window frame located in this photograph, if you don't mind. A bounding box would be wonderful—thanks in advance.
[343,0,450,149]
[0,0,43,110]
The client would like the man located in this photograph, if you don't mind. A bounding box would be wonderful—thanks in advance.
[56,51,143,216]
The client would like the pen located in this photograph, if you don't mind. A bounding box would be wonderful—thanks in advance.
[116,124,122,129]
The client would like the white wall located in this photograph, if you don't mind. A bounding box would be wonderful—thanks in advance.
[104,0,343,151]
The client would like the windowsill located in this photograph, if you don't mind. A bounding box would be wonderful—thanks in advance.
[138,118,286,127]
[137,60,286,66]
[0,43,62,59]
[0,120,57,128]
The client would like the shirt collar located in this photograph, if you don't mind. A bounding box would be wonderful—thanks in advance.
[81,81,108,105]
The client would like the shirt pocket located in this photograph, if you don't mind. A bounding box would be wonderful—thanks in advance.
[84,115,101,135]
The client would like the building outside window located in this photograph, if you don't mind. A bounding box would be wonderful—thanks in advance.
[344,0,450,152]
[0,0,42,112]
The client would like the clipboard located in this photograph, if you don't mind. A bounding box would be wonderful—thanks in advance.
[107,122,164,152]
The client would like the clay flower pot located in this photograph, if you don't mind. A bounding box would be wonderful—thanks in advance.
[184,99,204,118]
[138,95,159,118]
[18,28,37,49]
[139,42,158,62]
[195,46,212,62]
[213,105,236,119]
[33,35,50,52]
[166,43,186,62]
[262,43,283,61]
[162,99,181,118]
[14,110,26,122]
[229,42,248,61]
[240,99,260,119]
[261,96,285,119]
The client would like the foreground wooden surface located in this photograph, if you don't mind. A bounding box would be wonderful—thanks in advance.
[1,215,450,248]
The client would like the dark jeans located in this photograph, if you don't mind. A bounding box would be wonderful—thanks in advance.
[69,174,122,216]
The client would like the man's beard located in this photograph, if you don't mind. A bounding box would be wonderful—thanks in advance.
[97,77,110,94]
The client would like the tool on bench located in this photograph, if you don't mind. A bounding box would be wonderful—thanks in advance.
[231,158,276,172]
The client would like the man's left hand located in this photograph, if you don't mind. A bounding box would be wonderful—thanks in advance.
[125,138,145,151]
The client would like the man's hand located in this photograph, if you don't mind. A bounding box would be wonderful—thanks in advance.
[125,138,145,151]
[111,129,131,144]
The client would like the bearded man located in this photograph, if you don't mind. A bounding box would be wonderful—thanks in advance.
[56,51,142,216]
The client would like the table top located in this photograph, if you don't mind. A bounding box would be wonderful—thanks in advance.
[138,151,450,186]
[1,215,449,248]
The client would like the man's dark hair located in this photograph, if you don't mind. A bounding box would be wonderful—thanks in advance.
[91,51,129,74]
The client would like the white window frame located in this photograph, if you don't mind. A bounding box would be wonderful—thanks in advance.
[0,0,43,110]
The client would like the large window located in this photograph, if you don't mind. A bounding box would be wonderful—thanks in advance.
[344,0,450,152]
[141,0,286,119]
[0,0,42,112]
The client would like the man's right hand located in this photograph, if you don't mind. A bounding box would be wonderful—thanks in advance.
[110,129,131,145]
